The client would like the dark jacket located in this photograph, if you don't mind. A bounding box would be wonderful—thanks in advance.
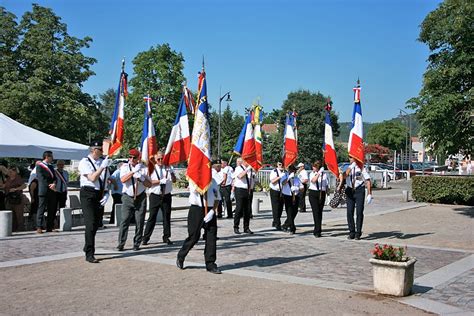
[36,163,57,196]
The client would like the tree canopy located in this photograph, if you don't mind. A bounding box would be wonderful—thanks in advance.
[407,0,473,157]
[0,5,106,144]
[367,120,407,151]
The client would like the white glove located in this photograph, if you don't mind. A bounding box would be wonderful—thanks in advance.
[291,185,299,192]
[350,162,357,169]
[204,209,215,223]
[288,173,295,180]
[246,165,252,172]
[319,167,325,173]
[100,158,111,169]
[366,194,373,204]
[133,172,141,179]
[100,192,110,206]
[132,164,142,173]
[230,191,235,201]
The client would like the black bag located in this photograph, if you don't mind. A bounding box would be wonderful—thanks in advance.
[6,191,22,205]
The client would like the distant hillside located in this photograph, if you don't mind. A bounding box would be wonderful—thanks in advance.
[336,114,419,142]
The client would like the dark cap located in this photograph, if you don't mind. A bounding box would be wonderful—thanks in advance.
[129,148,141,158]
[212,159,221,165]
[90,140,102,148]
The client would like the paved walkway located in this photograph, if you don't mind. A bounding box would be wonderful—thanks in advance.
[1,182,473,315]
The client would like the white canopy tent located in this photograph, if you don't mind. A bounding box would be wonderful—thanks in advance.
[0,113,89,160]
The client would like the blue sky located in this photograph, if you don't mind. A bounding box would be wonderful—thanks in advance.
[6,0,441,122]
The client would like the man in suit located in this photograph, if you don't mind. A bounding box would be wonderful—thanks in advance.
[35,151,57,233]
[55,160,69,216]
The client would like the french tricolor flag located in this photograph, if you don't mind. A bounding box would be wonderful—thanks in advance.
[348,81,365,167]
[283,111,298,168]
[163,91,190,166]
[108,62,127,156]
[140,95,158,174]
[323,101,339,177]
[254,106,263,172]
[241,112,258,170]
[186,69,212,194]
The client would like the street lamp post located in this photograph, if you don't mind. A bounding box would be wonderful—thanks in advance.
[218,88,232,160]
[399,109,412,170]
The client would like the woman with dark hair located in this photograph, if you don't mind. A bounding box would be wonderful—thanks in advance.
[4,166,27,231]
[308,161,329,237]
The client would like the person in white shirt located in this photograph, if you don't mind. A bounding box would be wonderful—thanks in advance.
[108,162,124,225]
[78,141,112,263]
[344,157,372,240]
[308,161,329,238]
[117,148,152,251]
[297,162,309,212]
[269,162,284,230]
[176,178,222,274]
[232,158,254,234]
[143,151,176,245]
[220,160,234,218]
[212,161,224,218]
[281,164,302,234]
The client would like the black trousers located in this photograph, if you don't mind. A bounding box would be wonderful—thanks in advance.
[80,187,101,259]
[143,193,172,242]
[118,193,147,248]
[233,188,251,230]
[109,193,122,225]
[270,189,283,228]
[308,190,326,234]
[345,186,365,237]
[36,189,57,230]
[283,194,300,233]
[220,185,233,217]
[177,205,217,270]
[299,184,308,211]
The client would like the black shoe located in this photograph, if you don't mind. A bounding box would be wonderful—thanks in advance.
[314,233,321,238]
[289,231,295,235]
[234,228,241,234]
[282,226,288,232]
[275,226,282,231]
[217,214,223,218]
[244,228,254,234]
[85,256,99,263]
[176,258,184,270]
[116,246,124,251]
[300,210,306,213]
[347,235,355,240]
[207,266,222,274]
[163,238,173,245]
[142,240,149,246]
[133,246,140,251]
[355,235,361,240]
[226,216,233,219]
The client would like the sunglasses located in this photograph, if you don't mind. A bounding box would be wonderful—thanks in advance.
[156,158,163,161]
[129,156,138,159]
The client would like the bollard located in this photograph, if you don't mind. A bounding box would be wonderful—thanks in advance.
[402,190,409,202]
[114,204,122,227]
[59,208,73,231]
[252,198,262,215]
[0,210,13,237]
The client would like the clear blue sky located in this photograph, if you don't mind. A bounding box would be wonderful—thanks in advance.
[6,0,441,122]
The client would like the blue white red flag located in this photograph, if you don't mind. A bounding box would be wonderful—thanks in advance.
[140,95,158,174]
[253,106,263,171]
[183,85,196,115]
[233,114,248,156]
[323,101,339,176]
[348,81,364,167]
[241,111,258,170]
[163,89,191,166]
[186,69,212,194]
[283,111,298,168]
[108,62,127,156]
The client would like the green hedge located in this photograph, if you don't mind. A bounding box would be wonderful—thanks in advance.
[412,176,474,205]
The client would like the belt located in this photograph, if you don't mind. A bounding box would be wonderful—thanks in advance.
[124,191,145,198]
[235,187,249,191]
[81,186,99,192]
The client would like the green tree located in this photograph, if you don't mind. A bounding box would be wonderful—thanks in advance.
[367,120,407,151]
[125,44,186,151]
[280,90,340,164]
[0,5,106,144]
[97,88,116,119]
[407,0,474,156]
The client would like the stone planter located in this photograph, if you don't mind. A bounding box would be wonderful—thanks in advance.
[369,257,417,297]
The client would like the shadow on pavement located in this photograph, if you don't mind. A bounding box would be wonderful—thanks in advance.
[219,253,326,271]
[363,231,433,240]
[412,284,433,294]
[453,206,474,218]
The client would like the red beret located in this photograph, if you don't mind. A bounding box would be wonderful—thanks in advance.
[129,149,141,158]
